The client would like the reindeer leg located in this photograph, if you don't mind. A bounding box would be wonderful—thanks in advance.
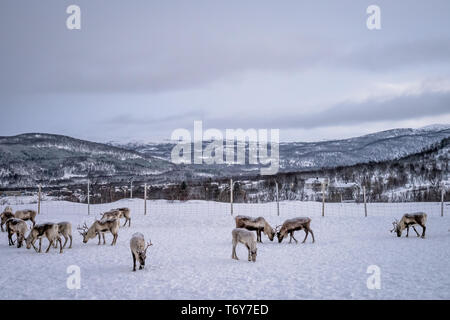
[98,233,101,245]
[302,230,309,244]
[38,238,42,253]
[232,241,238,260]
[289,232,293,243]
[69,235,72,249]
[57,237,63,253]
[421,225,426,238]
[291,232,298,244]
[132,250,136,271]
[45,239,53,253]
[103,233,106,245]
[412,226,420,237]
[123,219,127,227]
[309,229,315,243]
[128,218,131,227]
[62,236,68,249]
[406,226,410,237]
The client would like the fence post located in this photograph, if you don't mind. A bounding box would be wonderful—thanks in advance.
[363,186,367,217]
[130,180,133,199]
[87,179,90,215]
[276,181,280,216]
[442,188,445,217]
[38,184,41,215]
[144,183,147,216]
[321,181,325,217]
[230,179,234,216]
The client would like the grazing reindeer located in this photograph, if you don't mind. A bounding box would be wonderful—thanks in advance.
[53,222,72,249]
[1,207,15,232]
[235,215,275,243]
[78,219,119,246]
[391,212,427,238]
[6,218,28,248]
[26,223,63,253]
[231,228,257,262]
[101,208,131,227]
[130,233,153,272]
[276,217,315,244]
[14,209,37,227]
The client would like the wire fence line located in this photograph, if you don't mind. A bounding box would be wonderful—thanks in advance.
[1,190,448,221]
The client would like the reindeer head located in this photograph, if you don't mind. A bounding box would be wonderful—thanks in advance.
[137,240,153,267]
[275,225,286,243]
[77,223,90,243]
[390,219,402,237]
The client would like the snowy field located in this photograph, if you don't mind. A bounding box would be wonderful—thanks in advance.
[0,198,449,300]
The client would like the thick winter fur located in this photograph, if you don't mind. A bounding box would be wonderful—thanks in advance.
[57,222,73,249]
[231,228,257,262]
[235,215,275,243]
[277,217,315,244]
[101,208,131,227]
[14,209,37,227]
[130,233,152,272]
[6,218,28,248]
[26,223,62,253]
[79,219,119,245]
[1,207,15,232]
[392,212,427,238]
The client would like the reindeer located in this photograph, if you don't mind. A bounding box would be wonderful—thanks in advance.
[276,217,315,244]
[54,222,72,249]
[14,209,37,227]
[130,233,153,272]
[26,223,63,253]
[235,215,275,243]
[1,207,15,232]
[78,218,119,246]
[5,218,28,248]
[231,228,257,262]
[101,208,131,227]
[391,212,427,238]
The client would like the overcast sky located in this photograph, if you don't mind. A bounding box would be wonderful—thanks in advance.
[1,0,450,143]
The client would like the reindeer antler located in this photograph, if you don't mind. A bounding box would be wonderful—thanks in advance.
[390,220,398,233]
[77,222,89,235]
[274,225,282,233]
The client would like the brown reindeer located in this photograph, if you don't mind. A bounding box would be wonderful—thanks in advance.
[78,219,119,246]
[391,212,427,238]
[14,209,37,227]
[276,217,315,244]
[1,207,15,232]
[130,233,153,272]
[26,223,63,253]
[6,218,28,248]
[101,208,131,227]
[235,215,275,243]
[52,222,73,249]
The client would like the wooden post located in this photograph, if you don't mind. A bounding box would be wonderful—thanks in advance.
[38,184,41,215]
[144,183,147,216]
[276,181,280,216]
[87,179,90,216]
[321,181,325,217]
[230,179,234,216]
[363,186,367,217]
[442,188,445,217]
[130,180,133,199]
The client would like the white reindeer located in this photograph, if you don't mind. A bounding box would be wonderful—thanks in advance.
[130,233,153,272]
[231,228,257,262]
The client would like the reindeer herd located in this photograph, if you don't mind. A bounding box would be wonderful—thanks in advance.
[232,212,428,262]
[0,206,153,271]
[0,204,431,269]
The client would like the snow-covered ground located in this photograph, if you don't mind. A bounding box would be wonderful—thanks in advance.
[0,198,449,300]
